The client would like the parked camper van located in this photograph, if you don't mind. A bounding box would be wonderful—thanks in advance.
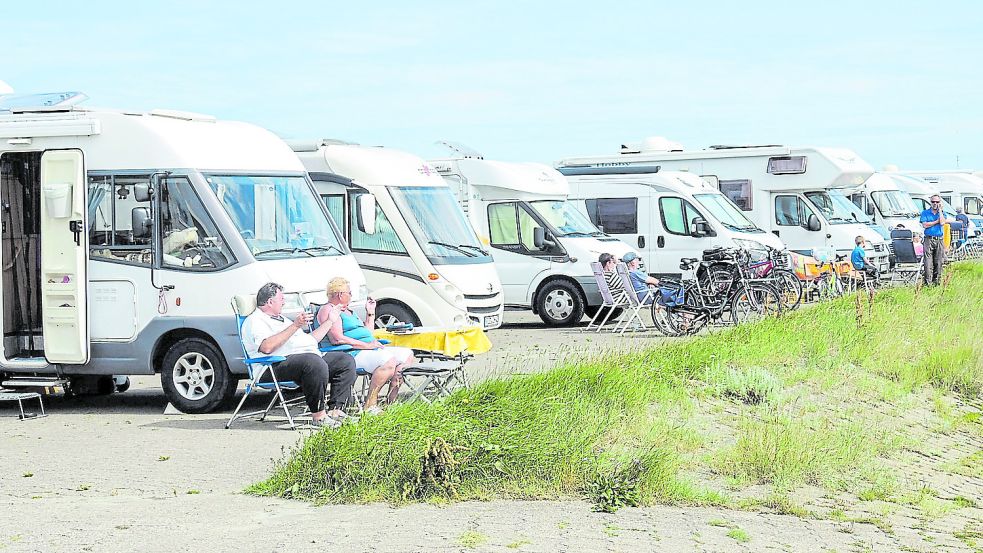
[846,173,922,233]
[557,138,891,273]
[428,155,635,326]
[290,140,503,330]
[889,172,977,237]
[904,171,983,237]
[554,165,786,278]
[0,92,365,413]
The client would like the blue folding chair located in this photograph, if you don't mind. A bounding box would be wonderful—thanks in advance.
[226,295,302,430]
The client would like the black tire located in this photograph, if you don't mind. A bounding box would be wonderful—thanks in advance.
[731,282,783,325]
[114,376,131,393]
[374,303,421,329]
[536,280,585,326]
[160,337,236,414]
[771,269,803,310]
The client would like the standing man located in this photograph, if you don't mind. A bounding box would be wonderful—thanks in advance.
[242,282,357,428]
[919,195,950,285]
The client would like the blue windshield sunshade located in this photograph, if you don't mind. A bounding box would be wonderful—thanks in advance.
[0,91,88,111]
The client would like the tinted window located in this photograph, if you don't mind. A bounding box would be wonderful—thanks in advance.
[584,198,637,234]
[719,179,752,211]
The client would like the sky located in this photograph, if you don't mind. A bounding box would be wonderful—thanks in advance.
[2,0,982,170]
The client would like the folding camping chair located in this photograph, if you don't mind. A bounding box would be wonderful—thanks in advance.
[584,261,631,332]
[613,262,655,334]
[890,229,923,285]
[226,295,303,429]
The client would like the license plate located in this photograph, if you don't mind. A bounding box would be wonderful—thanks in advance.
[483,314,500,328]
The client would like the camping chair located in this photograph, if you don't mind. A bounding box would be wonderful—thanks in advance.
[226,295,302,430]
[584,261,631,332]
[613,262,655,334]
[890,229,922,285]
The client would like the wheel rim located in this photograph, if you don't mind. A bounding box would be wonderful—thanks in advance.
[171,352,215,401]
[375,313,400,328]
[543,289,574,321]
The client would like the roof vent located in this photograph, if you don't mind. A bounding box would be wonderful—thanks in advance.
[708,143,782,150]
[435,140,484,159]
[1,91,88,113]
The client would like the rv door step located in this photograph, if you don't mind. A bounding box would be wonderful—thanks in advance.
[1,376,70,389]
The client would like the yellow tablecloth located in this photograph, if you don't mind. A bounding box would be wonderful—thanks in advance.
[373,326,492,357]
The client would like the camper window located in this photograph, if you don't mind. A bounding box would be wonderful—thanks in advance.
[767,156,807,175]
[158,177,234,270]
[584,198,637,234]
[965,196,981,216]
[718,179,752,211]
[658,197,703,236]
[320,195,346,239]
[87,174,154,266]
[348,191,406,254]
[774,194,815,226]
[488,202,546,252]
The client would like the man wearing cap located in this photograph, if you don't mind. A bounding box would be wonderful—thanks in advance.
[954,207,970,246]
[622,252,660,303]
[919,194,951,286]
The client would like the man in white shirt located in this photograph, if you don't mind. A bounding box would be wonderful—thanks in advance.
[241,282,357,428]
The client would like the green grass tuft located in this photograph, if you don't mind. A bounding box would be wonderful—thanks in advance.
[250,262,983,507]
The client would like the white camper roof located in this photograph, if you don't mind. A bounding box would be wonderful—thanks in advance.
[430,158,569,198]
[902,171,983,194]
[0,106,303,172]
[886,173,942,196]
[290,140,446,188]
[557,139,873,191]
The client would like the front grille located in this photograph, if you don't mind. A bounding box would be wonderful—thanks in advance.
[873,243,884,252]
[467,304,502,314]
[464,292,500,301]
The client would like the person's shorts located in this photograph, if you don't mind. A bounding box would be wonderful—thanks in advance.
[354,346,414,373]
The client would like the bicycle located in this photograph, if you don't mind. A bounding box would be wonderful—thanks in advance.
[741,246,803,310]
[804,250,846,301]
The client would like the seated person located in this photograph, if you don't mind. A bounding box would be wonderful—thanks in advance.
[598,253,624,299]
[241,282,358,428]
[913,234,924,258]
[850,236,879,280]
[317,277,416,414]
[622,252,660,304]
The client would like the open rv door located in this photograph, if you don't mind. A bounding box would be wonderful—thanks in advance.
[39,150,89,364]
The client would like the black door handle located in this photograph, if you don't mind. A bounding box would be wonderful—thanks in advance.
[69,220,83,246]
[637,236,646,249]
[657,236,665,248]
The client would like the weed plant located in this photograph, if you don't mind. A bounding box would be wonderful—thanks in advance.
[250,263,982,510]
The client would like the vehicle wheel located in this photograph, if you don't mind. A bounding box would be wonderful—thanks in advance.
[772,269,803,310]
[114,376,131,393]
[731,283,783,324]
[160,337,236,414]
[536,280,585,326]
[374,303,421,329]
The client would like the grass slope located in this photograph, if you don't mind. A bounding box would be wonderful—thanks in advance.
[250,263,983,511]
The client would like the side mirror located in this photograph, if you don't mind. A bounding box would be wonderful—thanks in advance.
[691,217,714,238]
[804,213,821,232]
[533,227,546,249]
[131,207,152,238]
[355,193,376,235]
[134,184,151,202]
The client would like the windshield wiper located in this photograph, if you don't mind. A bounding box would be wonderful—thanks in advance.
[457,244,490,256]
[427,240,476,257]
[298,245,344,255]
[558,231,592,237]
[253,247,315,258]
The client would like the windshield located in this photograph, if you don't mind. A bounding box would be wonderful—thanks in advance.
[205,174,346,259]
[805,190,869,225]
[912,196,957,217]
[389,186,491,264]
[871,190,920,217]
[529,199,602,237]
[693,193,763,233]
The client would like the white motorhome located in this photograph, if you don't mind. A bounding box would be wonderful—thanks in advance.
[903,171,983,236]
[846,173,922,233]
[0,92,365,413]
[888,172,977,237]
[554,165,786,278]
[557,138,891,272]
[428,155,635,326]
[290,140,503,330]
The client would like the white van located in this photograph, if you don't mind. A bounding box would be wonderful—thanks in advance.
[888,172,978,237]
[428,156,635,326]
[0,92,365,413]
[557,138,891,273]
[555,166,786,278]
[290,140,503,330]
[845,173,922,233]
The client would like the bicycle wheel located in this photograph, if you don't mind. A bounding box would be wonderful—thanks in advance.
[731,282,784,324]
[771,269,803,310]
